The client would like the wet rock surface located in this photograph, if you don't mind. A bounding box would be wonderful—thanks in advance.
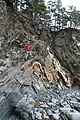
[0,59,80,120]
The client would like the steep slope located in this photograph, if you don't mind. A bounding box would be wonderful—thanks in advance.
[3,9,52,63]
[51,28,80,86]
[1,1,80,120]
[0,0,80,86]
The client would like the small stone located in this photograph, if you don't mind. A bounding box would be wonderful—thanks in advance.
[51,98,58,103]
[0,66,7,71]
[43,114,49,119]
[41,104,48,108]
[53,113,60,120]
[47,109,53,115]
[60,108,80,120]
[48,102,55,106]
[35,111,42,119]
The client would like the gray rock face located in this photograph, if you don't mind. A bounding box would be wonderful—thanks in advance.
[0,59,80,120]
[0,1,80,120]
[0,1,7,37]
[60,108,80,120]
[51,28,80,85]
[0,57,80,120]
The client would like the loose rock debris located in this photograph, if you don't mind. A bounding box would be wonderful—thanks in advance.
[0,59,80,120]
[21,60,66,88]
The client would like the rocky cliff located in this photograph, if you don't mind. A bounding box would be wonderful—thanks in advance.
[1,0,80,86]
[3,7,51,63]
[51,29,80,86]
[0,1,80,120]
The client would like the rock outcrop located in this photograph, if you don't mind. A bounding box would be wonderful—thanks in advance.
[0,1,80,120]
[0,1,7,37]
[51,28,80,86]
[3,7,51,63]
[1,0,80,87]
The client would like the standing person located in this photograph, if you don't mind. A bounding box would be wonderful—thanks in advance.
[24,41,32,60]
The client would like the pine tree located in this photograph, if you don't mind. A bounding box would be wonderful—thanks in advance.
[56,0,62,30]
[61,7,68,29]
[67,6,74,28]
[71,7,80,28]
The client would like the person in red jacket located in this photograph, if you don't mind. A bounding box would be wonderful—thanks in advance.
[24,41,32,60]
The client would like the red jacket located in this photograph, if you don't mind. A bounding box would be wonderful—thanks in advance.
[24,43,31,52]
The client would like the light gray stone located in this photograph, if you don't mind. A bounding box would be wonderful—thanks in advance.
[60,108,80,120]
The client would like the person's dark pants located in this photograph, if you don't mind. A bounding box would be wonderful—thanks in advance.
[25,52,31,60]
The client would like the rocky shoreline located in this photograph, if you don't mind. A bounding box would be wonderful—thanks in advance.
[0,58,80,120]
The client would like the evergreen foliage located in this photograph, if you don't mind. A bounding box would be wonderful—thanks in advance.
[4,0,80,31]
